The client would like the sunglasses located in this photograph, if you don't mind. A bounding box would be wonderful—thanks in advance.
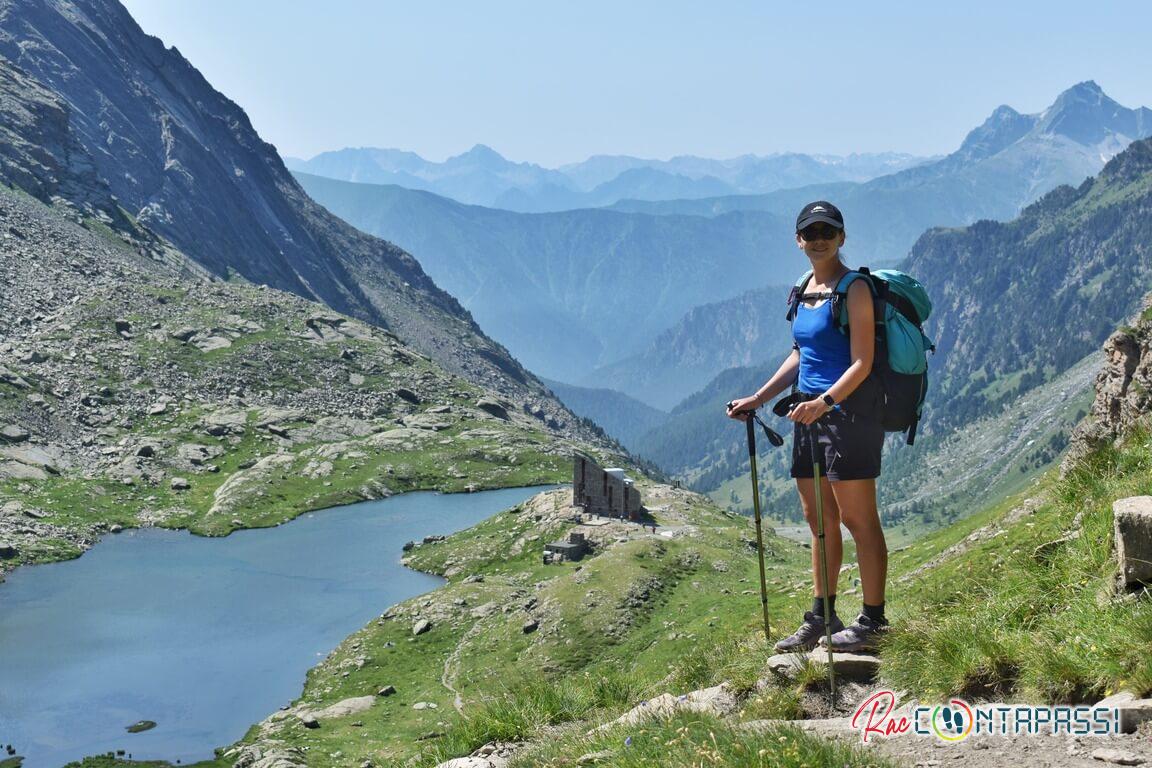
[799,224,841,241]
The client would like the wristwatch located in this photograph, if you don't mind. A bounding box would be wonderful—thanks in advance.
[821,394,836,409]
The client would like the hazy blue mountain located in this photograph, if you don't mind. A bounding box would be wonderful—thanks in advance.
[561,151,930,192]
[287,146,927,213]
[610,82,1152,261]
[628,364,781,487]
[585,167,735,203]
[295,172,806,383]
[542,379,670,450]
[286,144,583,211]
[585,285,795,410]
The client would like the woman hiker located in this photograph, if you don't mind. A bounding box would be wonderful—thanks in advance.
[726,200,889,653]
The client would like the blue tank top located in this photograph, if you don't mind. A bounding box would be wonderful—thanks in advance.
[793,299,851,394]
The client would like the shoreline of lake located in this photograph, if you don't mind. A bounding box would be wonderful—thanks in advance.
[0,484,560,767]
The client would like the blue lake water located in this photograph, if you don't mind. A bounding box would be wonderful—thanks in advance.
[0,485,557,767]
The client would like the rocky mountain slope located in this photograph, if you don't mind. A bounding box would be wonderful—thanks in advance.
[612,82,1152,263]
[0,182,621,576]
[0,0,553,404]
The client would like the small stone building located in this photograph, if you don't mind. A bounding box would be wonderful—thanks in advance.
[572,453,643,521]
[545,531,589,563]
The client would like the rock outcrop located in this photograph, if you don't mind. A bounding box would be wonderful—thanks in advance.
[1063,298,1152,472]
[1113,497,1152,591]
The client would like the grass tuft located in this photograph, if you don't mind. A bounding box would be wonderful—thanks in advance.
[881,425,1152,703]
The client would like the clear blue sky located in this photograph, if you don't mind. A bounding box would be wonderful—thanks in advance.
[120,0,1152,166]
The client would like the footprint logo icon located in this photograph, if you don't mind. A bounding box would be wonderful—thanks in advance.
[931,699,973,742]
[942,706,964,734]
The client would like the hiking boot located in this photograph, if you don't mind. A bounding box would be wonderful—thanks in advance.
[819,613,889,653]
[774,611,844,653]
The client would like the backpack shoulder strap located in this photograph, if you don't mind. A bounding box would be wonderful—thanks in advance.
[831,269,876,329]
[785,270,814,323]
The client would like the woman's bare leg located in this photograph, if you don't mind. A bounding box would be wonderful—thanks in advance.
[829,478,886,605]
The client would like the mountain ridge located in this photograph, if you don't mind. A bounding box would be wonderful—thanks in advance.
[608,82,1152,263]
[286,144,928,213]
[0,0,579,421]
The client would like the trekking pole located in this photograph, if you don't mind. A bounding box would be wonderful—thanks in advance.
[729,404,783,645]
[809,420,837,707]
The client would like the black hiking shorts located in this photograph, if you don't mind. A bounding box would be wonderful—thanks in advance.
[789,391,884,482]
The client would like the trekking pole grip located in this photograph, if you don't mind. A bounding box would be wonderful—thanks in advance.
[744,411,757,457]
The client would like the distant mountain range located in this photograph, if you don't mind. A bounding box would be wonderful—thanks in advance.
[541,379,670,450]
[588,285,795,411]
[285,146,929,213]
[298,81,1152,422]
[293,172,807,382]
[609,82,1152,263]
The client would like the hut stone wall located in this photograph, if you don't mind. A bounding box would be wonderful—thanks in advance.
[573,453,642,520]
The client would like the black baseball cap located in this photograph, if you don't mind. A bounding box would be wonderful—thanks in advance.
[796,201,844,231]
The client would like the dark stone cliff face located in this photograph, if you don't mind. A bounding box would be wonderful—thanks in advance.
[0,55,115,216]
[1062,298,1152,473]
[0,0,545,403]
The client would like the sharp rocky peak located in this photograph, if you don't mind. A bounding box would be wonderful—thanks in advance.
[448,143,508,166]
[954,103,1037,163]
[1036,80,1147,145]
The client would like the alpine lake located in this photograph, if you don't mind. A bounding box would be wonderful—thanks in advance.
[0,485,559,767]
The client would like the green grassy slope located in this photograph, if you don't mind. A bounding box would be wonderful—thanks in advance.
[882,431,1152,703]
[185,482,819,767]
[60,413,1152,768]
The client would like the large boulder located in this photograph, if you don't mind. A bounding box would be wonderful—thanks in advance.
[192,335,232,352]
[309,696,375,721]
[1,444,63,475]
[597,683,737,730]
[0,425,30,443]
[475,398,510,421]
[1114,496,1152,589]
[1097,691,1152,734]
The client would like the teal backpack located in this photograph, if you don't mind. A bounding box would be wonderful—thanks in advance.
[787,267,935,444]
